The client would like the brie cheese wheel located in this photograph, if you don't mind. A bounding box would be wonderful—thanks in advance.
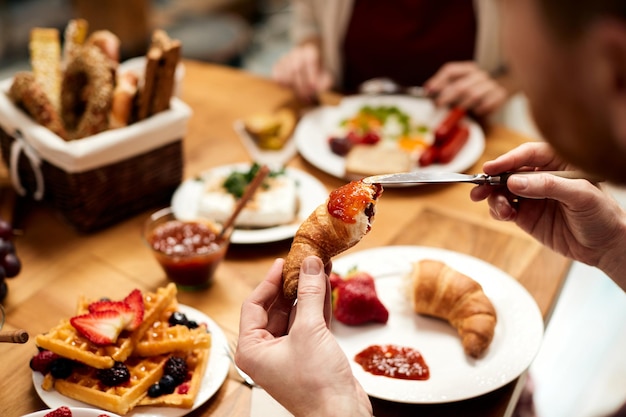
[198,172,298,228]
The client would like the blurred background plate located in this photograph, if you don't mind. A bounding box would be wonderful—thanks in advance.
[294,95,485,184]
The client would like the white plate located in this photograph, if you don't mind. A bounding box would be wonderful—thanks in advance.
[294,95,485,183]
[330,246,544,404]
[22,407,122,417]
[233,120,298,169]
[33,305,230,417]
[171,163,328,244]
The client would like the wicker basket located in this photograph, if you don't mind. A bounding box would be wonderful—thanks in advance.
[0,81,192,232]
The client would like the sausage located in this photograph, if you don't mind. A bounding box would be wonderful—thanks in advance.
[437,125,469,164]
[418,145,439,167]
[434,107,466,146]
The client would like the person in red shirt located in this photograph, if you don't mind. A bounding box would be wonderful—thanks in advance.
[273,0,516,116]
[239,1,626,416]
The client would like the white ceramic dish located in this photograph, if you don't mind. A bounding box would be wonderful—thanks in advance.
[171,163,328,244]
[33,305,230,417]
[330,246,544,404]
[233,120,298,169]
[294,95,485,184]
[22,407,122,417]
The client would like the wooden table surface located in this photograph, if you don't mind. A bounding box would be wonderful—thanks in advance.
[0,60,571,417]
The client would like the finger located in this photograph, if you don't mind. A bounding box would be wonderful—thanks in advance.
[302,45,321,94]
[454,78,494,110]
[239,258,285,336]
[293,256,328,326]
[473,87,507,116]
[506,172,600,205]
[425,61,476,94]
[487,192,518,221]
[265,284,296,337]
[436,71,486,109]
[482,142,562,175]
[470,184,494,202]
[316,70,333,93]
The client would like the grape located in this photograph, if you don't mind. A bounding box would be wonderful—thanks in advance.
[0,216,21,294]
[3,253,20,278]
[329,136,353,156]
[0,220,12,240]
[0,239,13,257]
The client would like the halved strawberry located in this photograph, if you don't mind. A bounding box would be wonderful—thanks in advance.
[88,300,135,330]
[70,310,127,345]
[332,271,389,326]
[123,289,144,330]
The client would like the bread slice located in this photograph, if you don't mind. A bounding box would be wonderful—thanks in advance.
[344,143,412,178]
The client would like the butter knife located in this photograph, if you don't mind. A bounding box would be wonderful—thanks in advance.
[362,170,602,186]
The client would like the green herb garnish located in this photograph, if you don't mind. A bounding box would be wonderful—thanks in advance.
[222,163,285,198]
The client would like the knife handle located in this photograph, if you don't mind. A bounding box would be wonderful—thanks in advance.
[493,170,604,186]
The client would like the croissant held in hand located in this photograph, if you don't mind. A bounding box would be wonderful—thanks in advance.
[282,180,383,299]
[408,259,497,358]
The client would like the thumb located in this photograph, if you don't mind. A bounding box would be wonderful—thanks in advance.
[294,256,331,325]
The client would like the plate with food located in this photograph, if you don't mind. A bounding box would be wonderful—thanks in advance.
[33,302,230,417]
[171,163,328,244]
[233,107,298,168]
[329,246,543,404]
[294,95,485,183]
[22,407,122,417]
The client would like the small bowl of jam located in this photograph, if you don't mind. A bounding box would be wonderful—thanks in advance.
[143,207,229,290]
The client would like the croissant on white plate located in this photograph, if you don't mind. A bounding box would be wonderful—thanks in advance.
[282,180,383,300]
[408,259,497,358]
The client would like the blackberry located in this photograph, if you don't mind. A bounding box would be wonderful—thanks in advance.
[49,358,74,379]
[186,320,199,329]
[159,374,177,394]
[96,361,130,386]
[164,356,188,385]
[147,382,162,398]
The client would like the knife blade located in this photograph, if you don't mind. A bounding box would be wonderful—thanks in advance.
[362,170,602,186]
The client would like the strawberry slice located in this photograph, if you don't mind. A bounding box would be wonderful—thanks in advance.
[123,289,144,330]
[88,300,135,329]
[70,310,127,345]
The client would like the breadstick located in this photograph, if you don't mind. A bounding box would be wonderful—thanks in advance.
[29,28,62,111]
[110,71,139,128]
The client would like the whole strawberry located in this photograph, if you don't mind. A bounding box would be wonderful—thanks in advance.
[332,271,389,325]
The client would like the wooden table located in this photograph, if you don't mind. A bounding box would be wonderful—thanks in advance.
[0,61,571,417]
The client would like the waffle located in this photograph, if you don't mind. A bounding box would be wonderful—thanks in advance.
[134,302,212,357]
[138,347,210,408]
[51,354,169,415]
[36,283,177,369]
